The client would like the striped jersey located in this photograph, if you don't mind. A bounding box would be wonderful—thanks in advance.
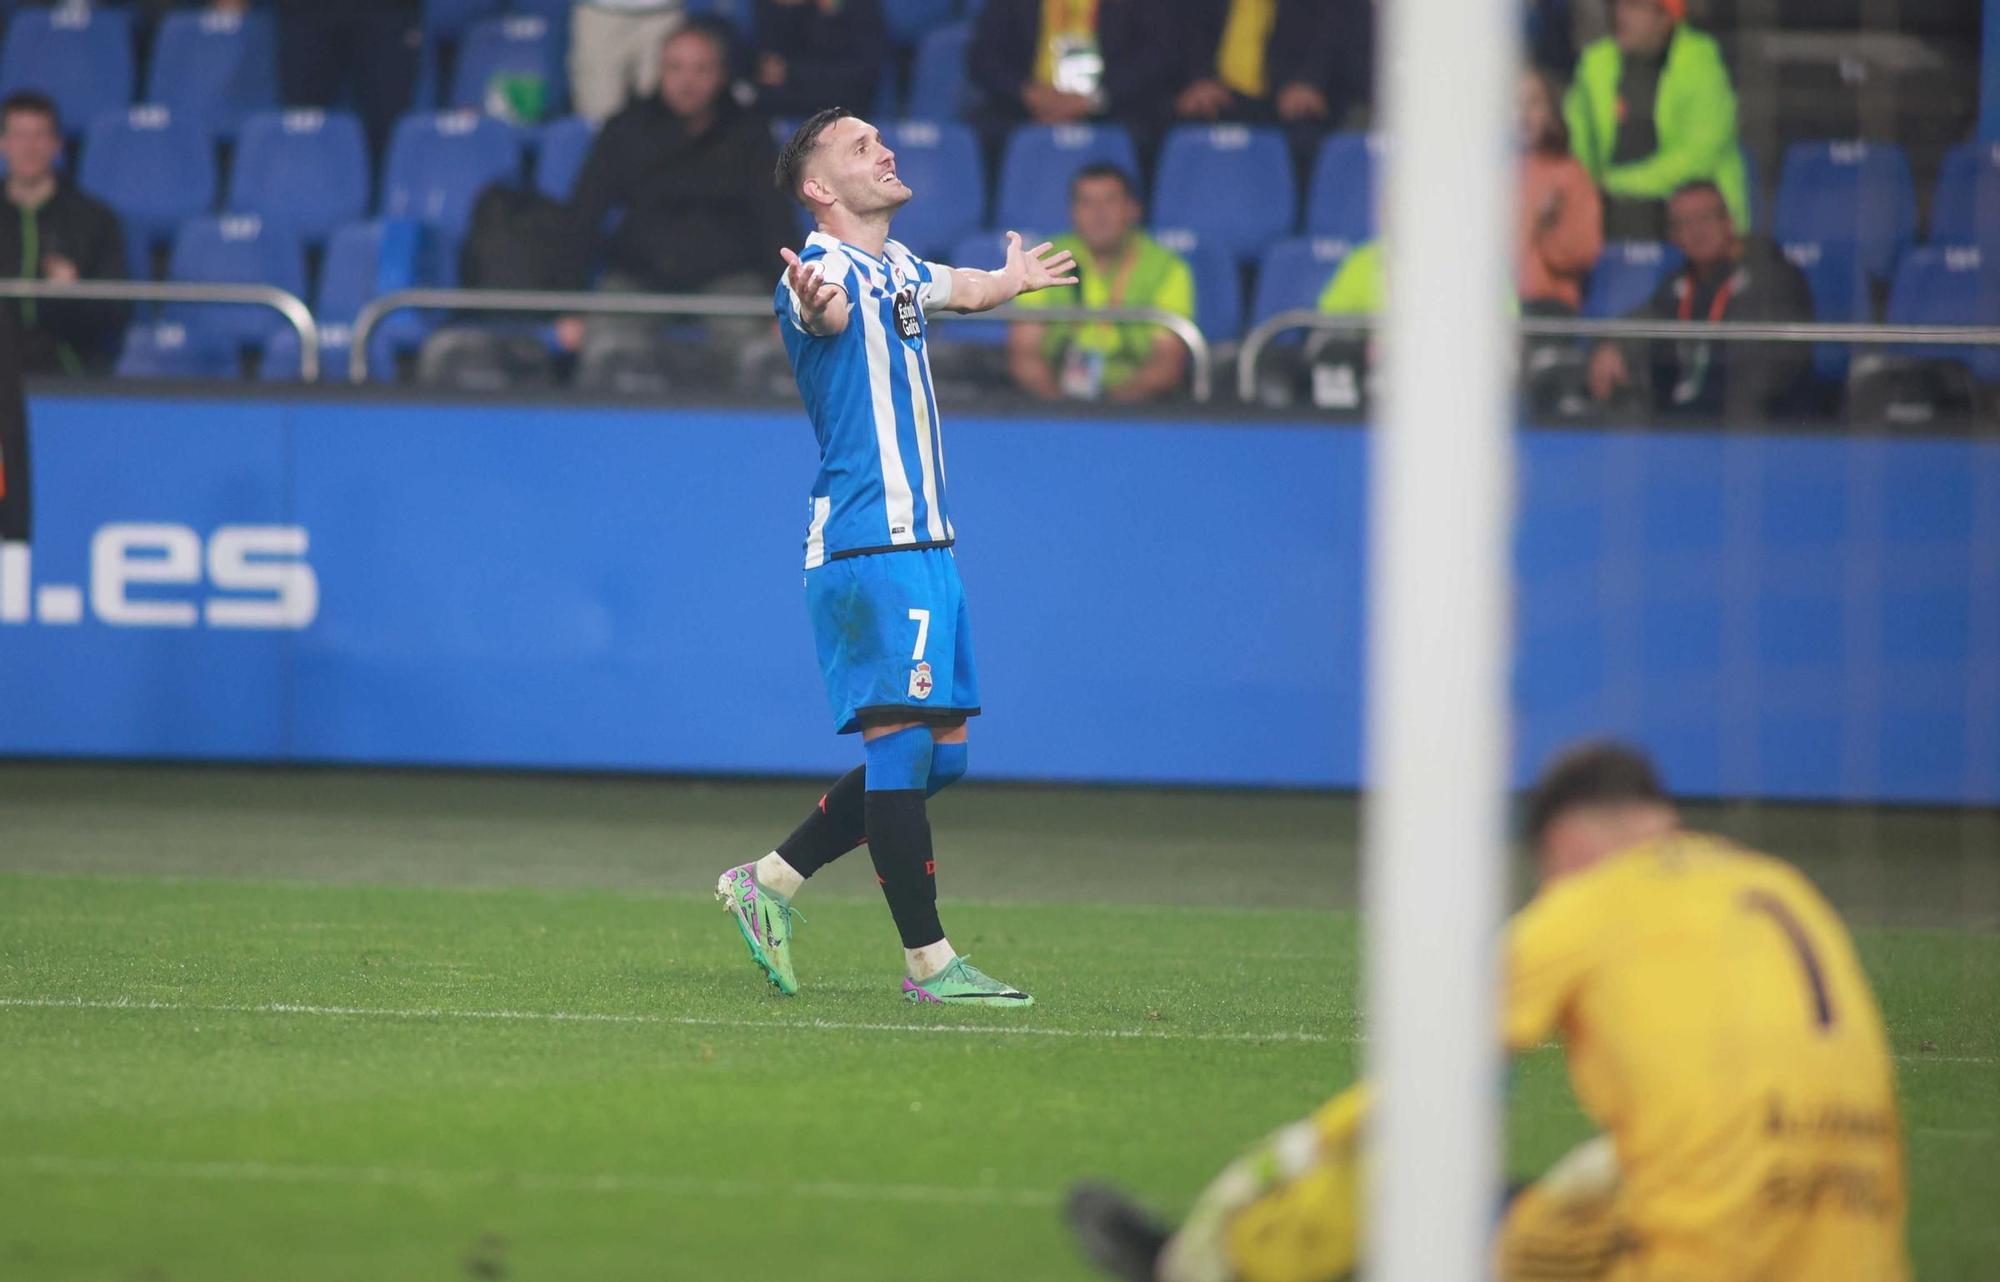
[777,230,956,569]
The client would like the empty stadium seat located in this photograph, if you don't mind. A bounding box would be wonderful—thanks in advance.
[1781,239,1871,383]
[1151,125,1295,264]
[166,214,308,349]
[145,7,278,139]
[450,15,565,121]
[1582,239,1682,318]
[878,120,983,259]
[1930,141,2000,246]
[509,0,574,29]
[230,109,372,244]
[534,115,596,199]
[905,22,970,121]
[1773,141,1916,285]
[0,5,133,135]
[886,0,958,47]
[1304,131,1380,246]
[1882,245,2000,383]
[115,321,239,379]
[263,219,429,381]
[383,111,524,239]
[79,107,217,279]
[424,0,504,38]
[995,124,1140,236]
[1250,237,1352,343]
[1150,228,1241,345]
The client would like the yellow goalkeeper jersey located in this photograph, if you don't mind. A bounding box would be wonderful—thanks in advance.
[1503,832,1909,1282]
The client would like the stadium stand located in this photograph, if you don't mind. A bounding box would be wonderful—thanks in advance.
[144,7,280,141]
[876,120,984,260]
[994,125,1139,237]
[1781,239,1873,382]
[1304,131,1380,247]
[534,115,598,201]
[424,0,507,40]
[1882,245,2000,382]
[449,14,566,121]
[382,111,524,241]
[114,320,241,380]
[165,214,308,350]
[1251,237,1352,342]
[1151,126,1297,264]
[885,0,958,48]
[229,110,373,246]
[1150,228,1243,345]
[1930,140,2000,246]
[1581,240,1683,319]
[0,4,134,136]
[905,22,971,122]
[1773,140,1917,286]
[80,107,217,280]
[262,219,429,382]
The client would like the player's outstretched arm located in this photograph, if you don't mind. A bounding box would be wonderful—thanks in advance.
[782,247,850,336]
[942,231,1079,314]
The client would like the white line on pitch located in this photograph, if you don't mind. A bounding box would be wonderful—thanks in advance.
[0,1154,1058,1209]
[0,996,1338,1045]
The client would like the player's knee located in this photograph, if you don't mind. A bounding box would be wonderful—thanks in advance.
[864,723,934,792]
[927,739,968,797]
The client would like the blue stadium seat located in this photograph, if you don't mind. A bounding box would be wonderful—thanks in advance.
[1150,228,1241,344]
[509,0,573,29]
[263,219,429,381]
[879,120,983,259]
[0,5,134,135]
[1930,141,2000,246]
[939,230,1016,345]
[905,22,970,121]
[382,111,524,239]
[145,8,278,140]
[1773,141,1916,285]
[115,321,238,379]
[1581,239,1682,319]
[1781,239,1871,383]
[450,15,565,120]
[79,107,217,279]
[166,214,308,349]
[995,124,1139,236]
[1250,237,1351,344]
[230,109,372,244]
[1303,131,1380,247]
[534,115,596,199]
[424,0,504,38]
[886,0,957,47]
[1151,125,1296,264]
[1883,245,2000,383]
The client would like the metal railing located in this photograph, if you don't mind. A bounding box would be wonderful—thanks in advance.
[349,288,1215,401]
[1237,310,2000,403]
[0,279,320,382]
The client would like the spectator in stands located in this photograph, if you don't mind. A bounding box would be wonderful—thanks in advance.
[1564,0,1747,240]
[570,0,687,124]
[1519,67,1602,314]
[275,0,423,153]
[753,0,888,121]
[1586,179,1814,420]
[556,18,794,351]
[966,0,1181,140]
[0,93,128,376]
[1306,237,1383,410]
[1173,0,1374,133]
[1007,164,1193,403]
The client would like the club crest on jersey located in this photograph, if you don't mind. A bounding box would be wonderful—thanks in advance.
[909,661,934,700]
[893,287,921,341]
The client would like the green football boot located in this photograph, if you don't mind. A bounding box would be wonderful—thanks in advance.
[715,863,801,996]
[902,955,1033,1007]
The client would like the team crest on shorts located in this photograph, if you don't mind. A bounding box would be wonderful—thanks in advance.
[909,661,934,700]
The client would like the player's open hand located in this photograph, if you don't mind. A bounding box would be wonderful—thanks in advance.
[782,247,844,331]
[1005,231,1079,297]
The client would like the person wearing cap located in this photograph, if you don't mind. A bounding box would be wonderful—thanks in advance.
[1564,0,1748,240]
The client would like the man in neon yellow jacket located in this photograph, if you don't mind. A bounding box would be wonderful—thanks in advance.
[1564,0,1747,240]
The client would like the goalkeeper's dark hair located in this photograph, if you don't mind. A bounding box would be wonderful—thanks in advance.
[775,107,853,211]
[1522,741,1670,845]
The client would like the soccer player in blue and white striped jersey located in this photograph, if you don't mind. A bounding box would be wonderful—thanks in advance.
[716,108,1076,1008]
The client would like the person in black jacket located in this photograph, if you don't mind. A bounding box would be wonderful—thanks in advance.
[753,0,887,120]
[1174,0,1374,132]
[1,93,129,376]
[966,0,1182,140]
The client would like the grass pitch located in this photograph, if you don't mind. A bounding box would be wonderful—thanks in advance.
[0,765,1994,1281]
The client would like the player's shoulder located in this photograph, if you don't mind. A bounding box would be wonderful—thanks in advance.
[882,238,936,277]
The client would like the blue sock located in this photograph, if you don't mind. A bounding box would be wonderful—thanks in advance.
[927,741,968,798]
[864,725,934,792]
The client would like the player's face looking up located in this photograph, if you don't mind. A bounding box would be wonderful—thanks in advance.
[658,28,728,122]
[802,116,911,219]
[1069,174,1141,260]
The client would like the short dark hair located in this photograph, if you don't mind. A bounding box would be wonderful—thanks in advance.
[666,13,737,63]
[1070,162,1138,202]
[0,90,60,133]
[1669,178,1726,208]
[1522,741,1669,844]
[775,107,852,211]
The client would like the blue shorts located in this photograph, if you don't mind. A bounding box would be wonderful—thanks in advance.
[806,547,981,735]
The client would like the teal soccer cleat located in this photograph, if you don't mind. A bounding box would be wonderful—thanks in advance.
[902,955,1033,1007]
[715,863,801,996]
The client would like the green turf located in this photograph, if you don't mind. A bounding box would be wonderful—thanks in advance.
[0,765,1994,1280]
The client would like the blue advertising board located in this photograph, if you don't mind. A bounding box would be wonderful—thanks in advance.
[1,391,1993,804]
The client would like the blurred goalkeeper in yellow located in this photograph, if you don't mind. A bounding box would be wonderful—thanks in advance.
[1067,741,1909,1282]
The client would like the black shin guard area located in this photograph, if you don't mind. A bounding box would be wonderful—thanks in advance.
[864,787,943,949]
[775,765,868,878]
